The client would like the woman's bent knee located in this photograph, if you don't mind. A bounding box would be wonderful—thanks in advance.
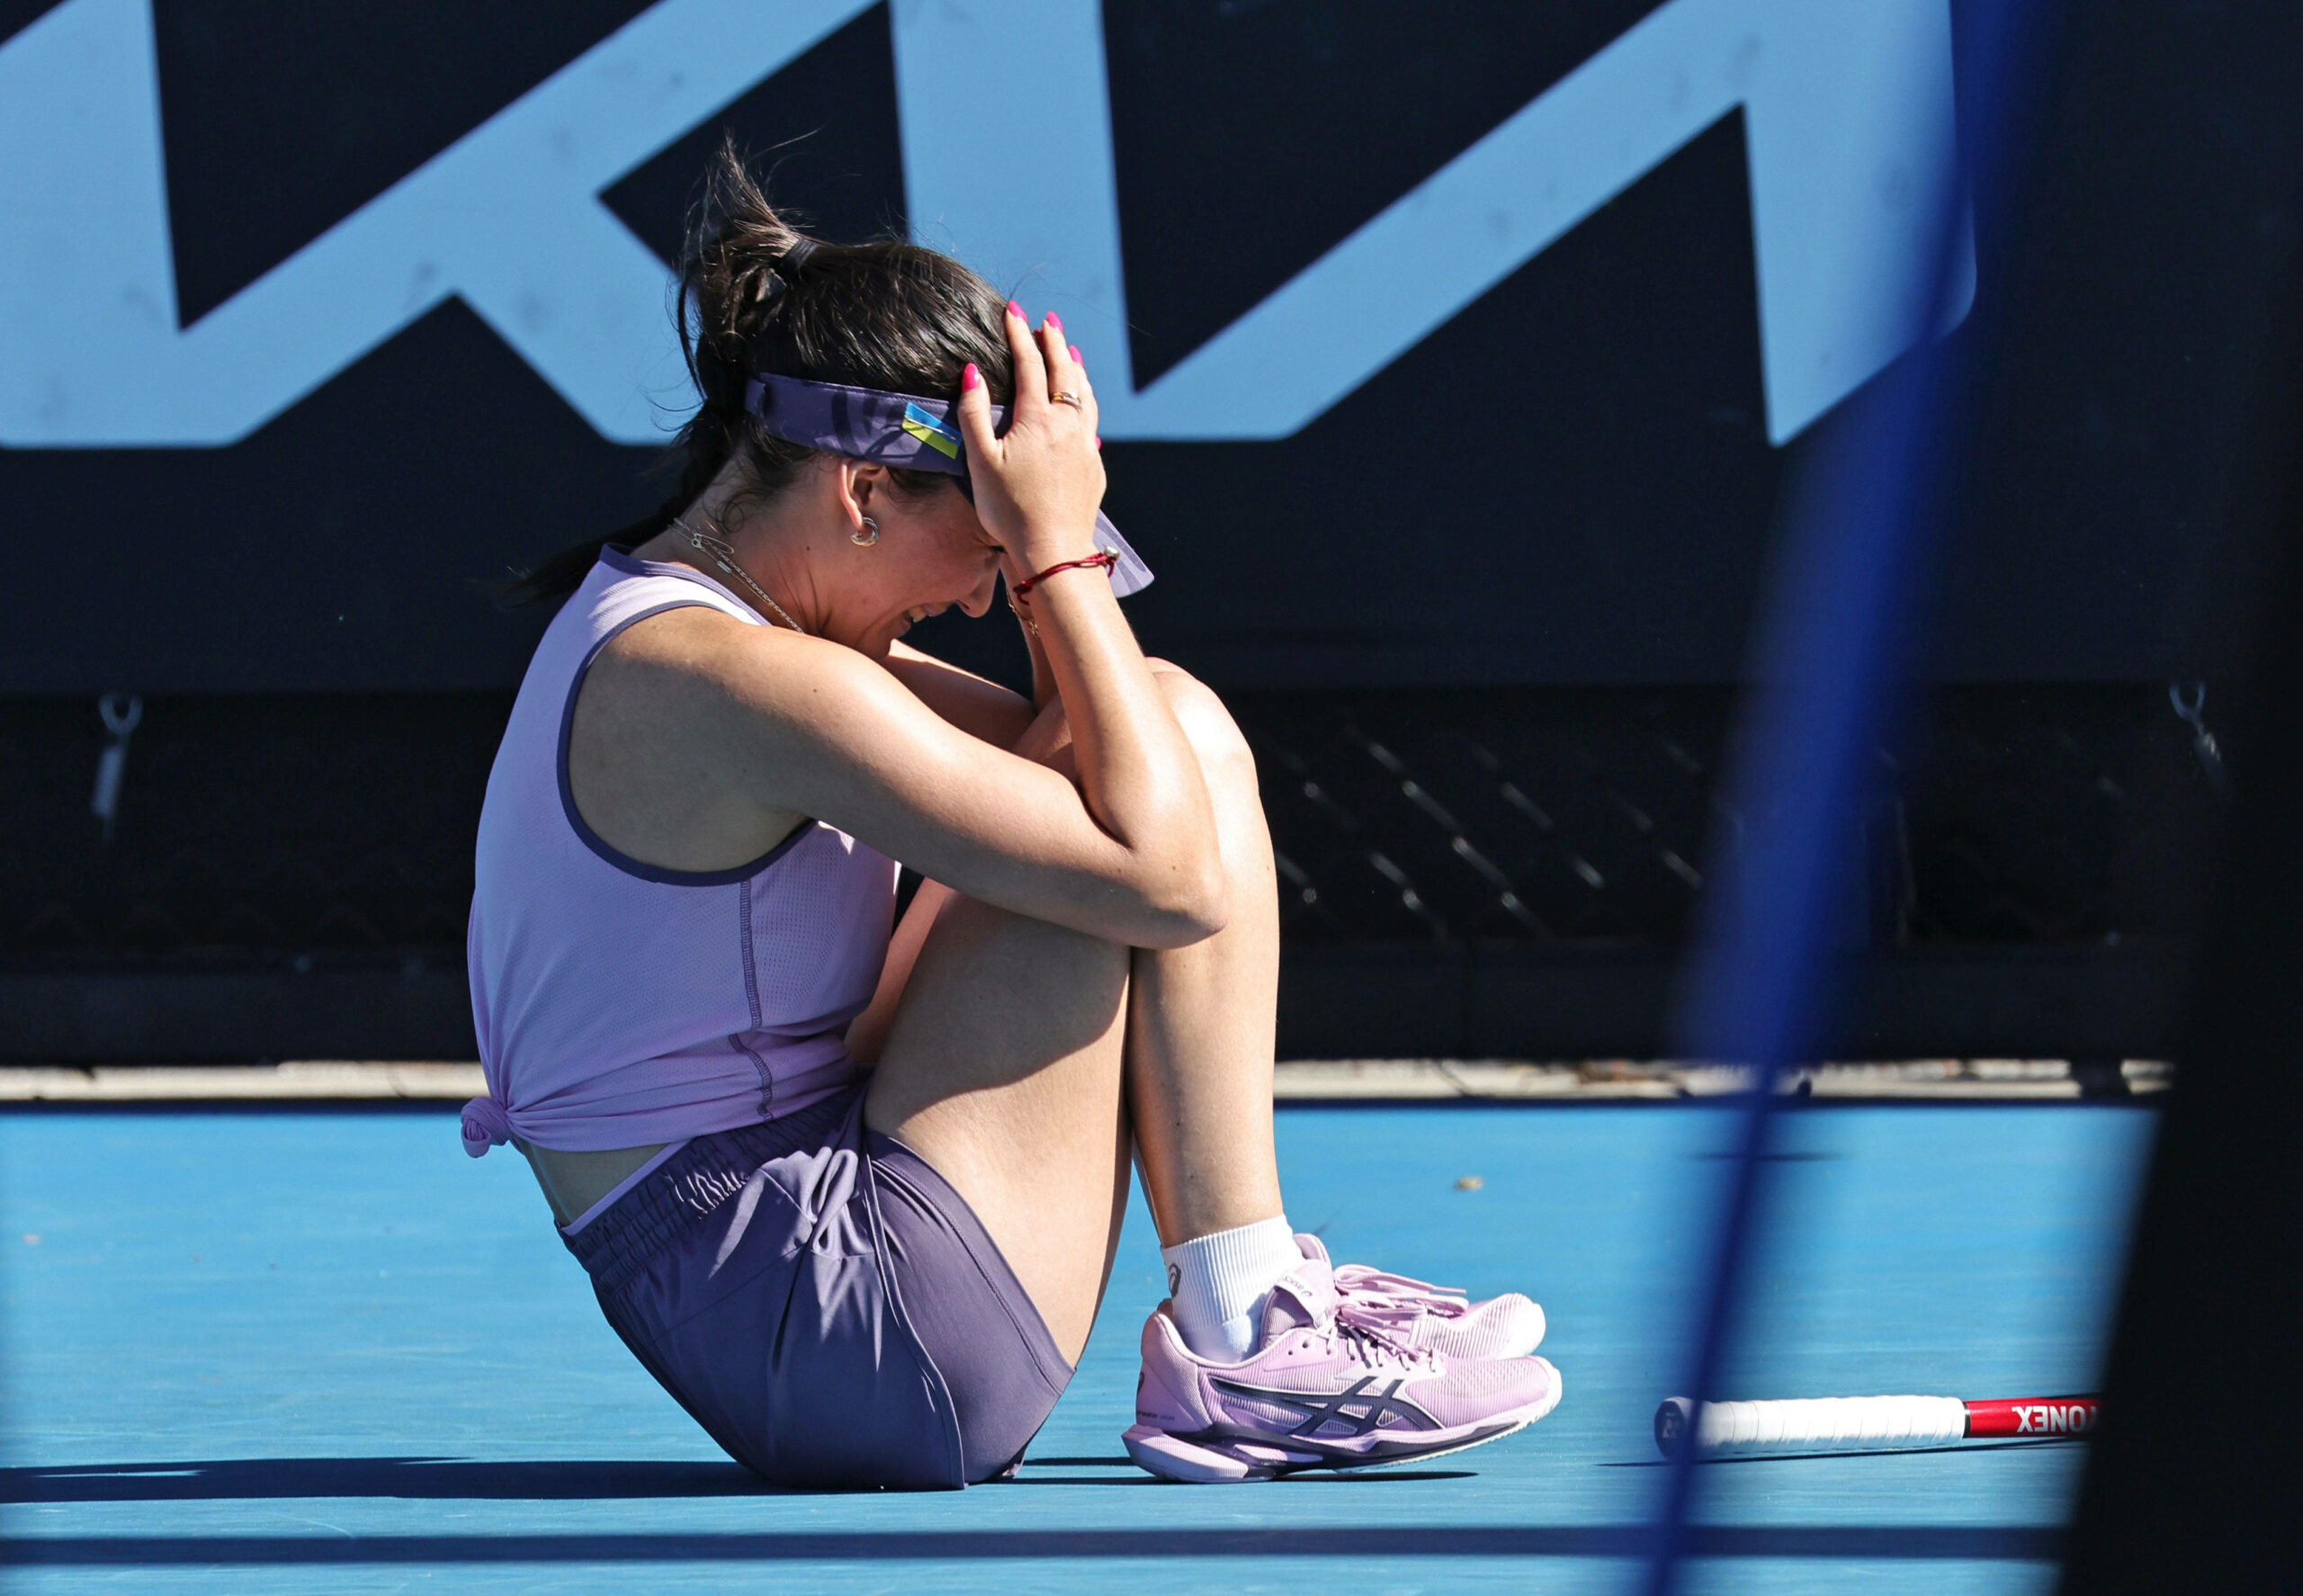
[1146,662,1259,799]
[1013,662,1256,799]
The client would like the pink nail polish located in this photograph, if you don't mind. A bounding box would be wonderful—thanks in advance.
[1006,300,1024,319]
[962,363,981,391]
[1045,311,1063,332]
[1069,344,1083,364]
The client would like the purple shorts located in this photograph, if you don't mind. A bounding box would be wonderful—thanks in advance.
[563,1084,1071,1488]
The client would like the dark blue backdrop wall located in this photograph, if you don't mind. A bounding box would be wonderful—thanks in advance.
[4,0,2297,696]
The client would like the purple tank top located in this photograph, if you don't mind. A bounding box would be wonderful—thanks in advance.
[461,550,897,1158]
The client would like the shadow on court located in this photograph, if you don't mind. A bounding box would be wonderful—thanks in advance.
[0,1524,2066,1565]
[0,1460,2068,1565]
[0,1456,1475,1502]
[2,1457,777,1502]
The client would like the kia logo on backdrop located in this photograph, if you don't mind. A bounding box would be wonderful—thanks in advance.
[0,0,1965,453]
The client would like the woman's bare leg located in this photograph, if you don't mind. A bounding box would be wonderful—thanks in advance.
[1122,671,1283,1248]
[862,691,1135,1364]
[863,668,1283,1361]
[865,879,1133,1362]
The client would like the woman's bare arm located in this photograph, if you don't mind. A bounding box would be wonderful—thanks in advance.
[881,639,1035,749]
[947,305,1224,924]
[610,610,1222,947]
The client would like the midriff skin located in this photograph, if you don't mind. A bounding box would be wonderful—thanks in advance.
[521,1143,666,1229]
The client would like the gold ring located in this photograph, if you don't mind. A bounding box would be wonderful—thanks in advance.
[1049,391,1083,410]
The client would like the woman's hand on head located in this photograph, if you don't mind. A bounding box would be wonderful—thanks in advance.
[954,303,1105,572]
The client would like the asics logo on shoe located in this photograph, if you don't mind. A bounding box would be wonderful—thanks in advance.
[1210,1375,1433,1439]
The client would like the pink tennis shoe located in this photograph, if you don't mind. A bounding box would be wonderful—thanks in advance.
[1301,1233,1547,1360]
[1124,1251,1561,1482]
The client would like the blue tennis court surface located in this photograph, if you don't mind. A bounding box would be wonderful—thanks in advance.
[1,1102,2151,1593]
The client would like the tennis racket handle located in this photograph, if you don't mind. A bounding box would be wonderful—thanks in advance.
[1654,1394,2101,1456]
[1962,1397,2101,1439]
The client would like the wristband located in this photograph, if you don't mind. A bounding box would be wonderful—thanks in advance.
[1010,549,1120,602]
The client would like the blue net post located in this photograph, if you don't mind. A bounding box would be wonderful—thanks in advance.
[1642,6,2054,1590]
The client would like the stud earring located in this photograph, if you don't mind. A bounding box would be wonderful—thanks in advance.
[852,516,880,547]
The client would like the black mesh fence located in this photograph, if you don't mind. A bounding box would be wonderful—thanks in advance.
[0,685,2225,1060]
[1236,685,2226,953]
[0,685,2226,960]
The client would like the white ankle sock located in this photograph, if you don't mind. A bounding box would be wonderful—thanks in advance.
[1161,1216,1301,1363]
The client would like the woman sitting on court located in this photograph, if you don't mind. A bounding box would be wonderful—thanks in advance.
[461,151,1559,1486]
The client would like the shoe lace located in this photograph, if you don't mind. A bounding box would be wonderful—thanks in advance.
[1321,1295,1439,1370]
[1332,1263,1473,1321]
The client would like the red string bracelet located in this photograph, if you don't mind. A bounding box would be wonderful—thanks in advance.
[1010,549,1119,602]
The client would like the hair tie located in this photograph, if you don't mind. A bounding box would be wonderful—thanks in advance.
[748,238,818,306]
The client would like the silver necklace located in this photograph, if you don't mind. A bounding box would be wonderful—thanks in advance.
[672,516,807,634]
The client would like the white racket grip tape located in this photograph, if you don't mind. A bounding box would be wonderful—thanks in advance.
[1655,1394,1969,1457]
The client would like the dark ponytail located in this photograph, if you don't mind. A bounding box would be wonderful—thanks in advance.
[500,139,1017,605]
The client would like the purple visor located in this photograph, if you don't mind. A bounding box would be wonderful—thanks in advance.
[744,372,1152,596]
